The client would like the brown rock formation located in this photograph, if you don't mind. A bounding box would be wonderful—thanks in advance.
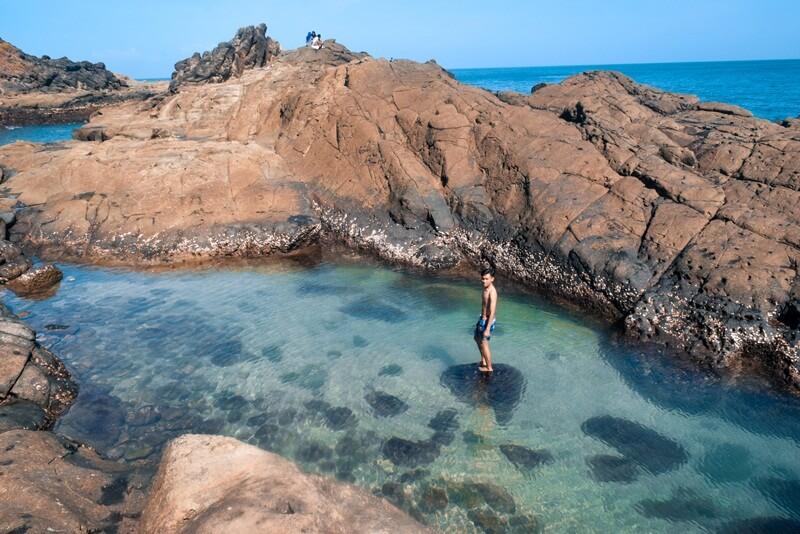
[140,434,432,533]
[0,429,144,533]
[0,34,797,390]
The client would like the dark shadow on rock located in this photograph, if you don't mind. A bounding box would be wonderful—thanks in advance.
[340,297,408,322]
[440,363,526,425]
[635,487,717,523]
[581,415,688,474]
[280,364,327,392]
[98,476,129,505]
[586,454,640,483]
[365,390,409,418]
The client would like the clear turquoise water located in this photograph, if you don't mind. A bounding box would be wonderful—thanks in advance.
[452,59,800,122]
[0,123,82,145]
[4,260,800,532]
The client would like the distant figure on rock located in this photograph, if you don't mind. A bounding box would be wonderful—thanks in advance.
[311,34,323,50]
[306,31,316,45]
[474,267,498,373]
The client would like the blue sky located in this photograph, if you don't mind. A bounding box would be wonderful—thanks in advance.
[1,0,798,78]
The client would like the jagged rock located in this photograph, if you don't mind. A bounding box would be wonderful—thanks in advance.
[6,263,63,295]
[0,239,31,283]
[170,23,280,91]
[0,37,126,93]
[139,434,432,533]
[1,31,798,390]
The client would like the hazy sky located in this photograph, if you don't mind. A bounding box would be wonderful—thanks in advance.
[2,0,798,78]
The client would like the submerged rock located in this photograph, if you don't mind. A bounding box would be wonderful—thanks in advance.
[140,434,432,533]
[341,297,408,323]
[382,437,440,467]
[440,364,526,425]
[634,487,717,522]
[379,363,403,377]
[499,444,554,473]
[581,415,688,474]
[586,454,640,483]
[365,390,409,417]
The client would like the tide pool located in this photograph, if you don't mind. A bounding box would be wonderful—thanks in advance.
[4,260,799,532]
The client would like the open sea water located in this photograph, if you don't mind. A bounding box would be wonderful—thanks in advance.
[452,59,800,122]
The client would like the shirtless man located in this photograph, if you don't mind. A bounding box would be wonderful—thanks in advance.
[474,267,498,373]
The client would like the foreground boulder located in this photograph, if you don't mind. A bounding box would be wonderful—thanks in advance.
[140,434,432,533]
[0,26,798,390]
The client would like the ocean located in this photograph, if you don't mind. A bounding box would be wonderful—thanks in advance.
[452,59,800,122]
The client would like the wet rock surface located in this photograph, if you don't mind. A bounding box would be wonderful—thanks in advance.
[1,32,797,387]
[140,434,432,533]
[440,363,526,424]
[0,303,77,430]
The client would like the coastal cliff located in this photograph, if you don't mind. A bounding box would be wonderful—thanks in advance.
[0,24,797,392]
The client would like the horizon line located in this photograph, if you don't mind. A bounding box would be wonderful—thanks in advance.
[131,55,800,81]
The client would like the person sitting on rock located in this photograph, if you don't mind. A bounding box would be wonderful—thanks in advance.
[311,34,323,50]
[306,31,316,45]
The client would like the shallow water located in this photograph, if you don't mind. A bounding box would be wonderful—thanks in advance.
[452,59,800,122]
[4,260,800,532]
[0,123,82,145]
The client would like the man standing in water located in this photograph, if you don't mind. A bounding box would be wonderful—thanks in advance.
[475,267,498,373]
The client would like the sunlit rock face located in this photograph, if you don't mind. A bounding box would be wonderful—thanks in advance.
[139,434,433,533]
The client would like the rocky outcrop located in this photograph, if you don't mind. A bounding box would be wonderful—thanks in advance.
[0,37,165,125]
[0,37,126,94]
[140,434,432,533]
[170,23,280,92]
[0,33,797,390]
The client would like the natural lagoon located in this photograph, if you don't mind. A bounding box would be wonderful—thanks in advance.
[4,259,800,533]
